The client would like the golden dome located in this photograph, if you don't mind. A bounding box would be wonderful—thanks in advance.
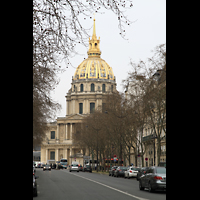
[73,57,114,80]
[73,17,115,81]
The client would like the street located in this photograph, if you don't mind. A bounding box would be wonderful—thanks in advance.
[34,168,166,200]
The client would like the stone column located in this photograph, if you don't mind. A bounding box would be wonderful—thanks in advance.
[65,124,68,139]
[70,123,73,140]
[46,149,48,164]
[70,147,72,165]
[55,148,59,161]
[56,124,59,140]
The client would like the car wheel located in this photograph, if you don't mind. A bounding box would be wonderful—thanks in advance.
[109,173,111,176]
[128,174,130,179]
[139,181,144,190]
[148,182,154,193]
[77,171,79,172]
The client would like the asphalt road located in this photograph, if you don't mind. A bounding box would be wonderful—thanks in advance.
[34,168,166,200]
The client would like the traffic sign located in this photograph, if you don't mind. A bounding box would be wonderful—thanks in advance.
[145,158,148,161]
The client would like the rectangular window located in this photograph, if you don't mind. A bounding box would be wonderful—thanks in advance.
[79,103,83,114]
[90,103,95,113]
[51,131,55,139]
[102,103,106,112]
[50,151,55,160]
[102,84,105,92]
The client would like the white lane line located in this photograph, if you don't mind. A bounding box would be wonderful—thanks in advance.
[66,172,149,200]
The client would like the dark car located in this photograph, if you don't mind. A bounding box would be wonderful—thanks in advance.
[109,166,118,176]
[78,164,83,171]
[137,167,149,181]
[43,164,51,171]
[83,165,92,172]
[139,166,166,192]
[33,174,39,197]
[114,166,128,177]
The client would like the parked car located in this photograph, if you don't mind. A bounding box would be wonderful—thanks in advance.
[78,164,83,171]
[83,165,92,172]
[124,167,140,179]
[139,166,166,192]
[43,164,51,171]
[109,166,118,176]
[33,174,39,197]
[137,167,149,181]
[114,166,128,177]
[69,163,79,172]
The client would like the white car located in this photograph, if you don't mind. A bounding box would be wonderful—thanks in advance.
[69,163,79,172]
[124,167,140,179]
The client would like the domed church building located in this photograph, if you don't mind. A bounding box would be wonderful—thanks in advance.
[41,18,117,166]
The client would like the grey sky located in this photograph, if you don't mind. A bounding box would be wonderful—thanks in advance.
[51,0,166,118]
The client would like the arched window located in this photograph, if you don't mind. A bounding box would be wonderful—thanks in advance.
[111,85,113,92]
[91,83,95,92]
[80,84,84,92]
[102,84,105,92]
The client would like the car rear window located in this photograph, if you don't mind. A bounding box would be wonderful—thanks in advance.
[156,167,166,174]
[132,168,140,171]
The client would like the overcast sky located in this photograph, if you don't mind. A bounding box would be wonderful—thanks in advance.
[50,0,166,118]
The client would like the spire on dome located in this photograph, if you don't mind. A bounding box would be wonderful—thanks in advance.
[92,14,97,39]
[87,15,101,58]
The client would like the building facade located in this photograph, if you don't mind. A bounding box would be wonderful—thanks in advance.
[41,18,117,165]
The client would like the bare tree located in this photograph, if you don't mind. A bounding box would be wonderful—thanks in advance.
[124,44,166,166]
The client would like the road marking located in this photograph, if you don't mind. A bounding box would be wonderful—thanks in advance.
[66,172,149,200]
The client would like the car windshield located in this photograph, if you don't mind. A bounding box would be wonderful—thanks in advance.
[132,168,140,171]
[156,167,166,174]
[45,165,50,167]
[72,164,78,166]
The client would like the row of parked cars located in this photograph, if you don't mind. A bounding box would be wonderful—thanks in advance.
[109,165,166,192]
[69,163,92,172]
[33,166,39,197]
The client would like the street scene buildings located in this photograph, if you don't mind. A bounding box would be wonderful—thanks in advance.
[41,18,117,166]
[40,19,166,168]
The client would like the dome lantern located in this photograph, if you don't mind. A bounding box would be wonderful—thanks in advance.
[87,17,101,58]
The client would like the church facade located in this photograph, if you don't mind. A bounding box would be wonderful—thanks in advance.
[41,18,117,165]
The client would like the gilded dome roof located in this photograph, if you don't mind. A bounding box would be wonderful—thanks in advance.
[73,57,114,80]
[73,18,115,81]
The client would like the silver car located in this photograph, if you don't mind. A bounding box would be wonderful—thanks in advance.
[139,166,166,192]
[69,163,79,172]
